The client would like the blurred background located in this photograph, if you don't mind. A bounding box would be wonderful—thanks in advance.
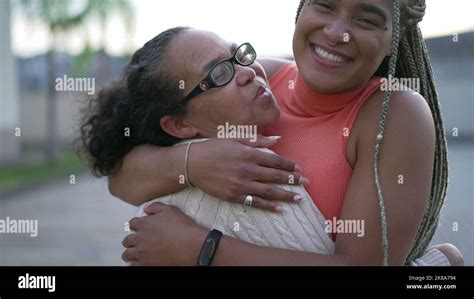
[0,0,472,265]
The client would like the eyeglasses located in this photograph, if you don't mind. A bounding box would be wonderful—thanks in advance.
[178,42,257,107]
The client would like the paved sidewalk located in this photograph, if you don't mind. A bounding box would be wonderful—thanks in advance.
[0,175,135,266]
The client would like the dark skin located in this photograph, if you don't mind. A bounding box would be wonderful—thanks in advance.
[117,0,440,265]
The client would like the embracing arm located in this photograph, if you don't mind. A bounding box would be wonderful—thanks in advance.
[123,90,436,266]
[109,137,304,210]
[108,144,186,206]
[198,230,349,266]
[125,203,349,266]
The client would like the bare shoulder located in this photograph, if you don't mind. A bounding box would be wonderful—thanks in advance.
[353,87,435,149]
[258,58,292,79]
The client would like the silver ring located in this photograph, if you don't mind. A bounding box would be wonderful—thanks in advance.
[244,195,253,210]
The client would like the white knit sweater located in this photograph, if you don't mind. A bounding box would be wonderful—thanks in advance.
[137,184,335,254]
[136,142,335,255]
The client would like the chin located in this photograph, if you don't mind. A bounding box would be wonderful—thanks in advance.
[304,69,350,93]
[258,109,280,129]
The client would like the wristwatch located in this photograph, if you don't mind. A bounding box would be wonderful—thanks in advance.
[196,229,223,266]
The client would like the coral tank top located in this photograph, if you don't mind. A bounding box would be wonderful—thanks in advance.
[265,62,382,227]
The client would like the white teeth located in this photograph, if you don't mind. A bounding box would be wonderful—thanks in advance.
[314,46,348,63]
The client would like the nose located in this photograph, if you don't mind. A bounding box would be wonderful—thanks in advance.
[323,19,350,45]
[235,64,257,86]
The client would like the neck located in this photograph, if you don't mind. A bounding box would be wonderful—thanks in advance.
[293,73,368,116]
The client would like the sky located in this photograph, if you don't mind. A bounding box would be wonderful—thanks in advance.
[11,0,474,58]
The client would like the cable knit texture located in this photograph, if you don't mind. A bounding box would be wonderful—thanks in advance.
[409,248,450,266]
[137,141,335,255]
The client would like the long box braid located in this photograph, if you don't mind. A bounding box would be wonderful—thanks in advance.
[295,0,448,265]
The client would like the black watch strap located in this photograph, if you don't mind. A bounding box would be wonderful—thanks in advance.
[196,229,223,266]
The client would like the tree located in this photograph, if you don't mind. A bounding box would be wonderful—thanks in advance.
[17,0,133,162]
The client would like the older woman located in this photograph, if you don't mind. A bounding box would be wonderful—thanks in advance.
[82,0,462,266]
[80,27,338,259]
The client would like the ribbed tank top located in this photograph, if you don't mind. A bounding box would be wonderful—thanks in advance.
[265,62,383,228]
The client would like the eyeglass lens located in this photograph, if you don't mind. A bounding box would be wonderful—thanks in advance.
[209,44,255,86]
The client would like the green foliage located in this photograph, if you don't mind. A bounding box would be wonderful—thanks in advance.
[19,0,94,31]
[0,152,86,193]
[17,0,134,43]
[72,42,94,77]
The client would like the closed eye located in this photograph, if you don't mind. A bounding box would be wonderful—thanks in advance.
[356,17,379,28]
[311,0,334,11]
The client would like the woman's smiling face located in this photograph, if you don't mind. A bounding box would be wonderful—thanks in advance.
[293,0,393,94]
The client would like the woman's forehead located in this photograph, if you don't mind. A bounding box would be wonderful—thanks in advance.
[168,30,235,81]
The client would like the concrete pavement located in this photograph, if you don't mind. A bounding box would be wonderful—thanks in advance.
[0,175,135,265]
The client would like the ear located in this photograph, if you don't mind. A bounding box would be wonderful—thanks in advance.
[160,115,198,139]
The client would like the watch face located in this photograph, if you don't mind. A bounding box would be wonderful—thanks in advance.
[197,230,222,266]
[199,239,216,266]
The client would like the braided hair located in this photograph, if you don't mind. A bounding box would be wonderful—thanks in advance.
[296,0,448,265]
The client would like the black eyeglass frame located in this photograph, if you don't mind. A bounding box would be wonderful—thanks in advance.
[177,42,257,107]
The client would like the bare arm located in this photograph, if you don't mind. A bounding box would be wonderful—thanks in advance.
[124,203,350,266]
[333,89,435,265]
[123,90,436,266]
[109,137,304,210]
[108,144,186,206]
[199,228,349,266]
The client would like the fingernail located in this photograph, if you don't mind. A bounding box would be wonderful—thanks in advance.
[294,195,304,202]
[299,176,311,185]
[275,206,286,213]
[294,164,302,172]
[270,136,282,140]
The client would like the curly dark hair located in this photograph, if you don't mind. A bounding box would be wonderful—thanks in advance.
[77,26,191,177]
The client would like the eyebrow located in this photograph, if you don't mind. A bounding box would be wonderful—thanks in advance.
[358,3,388,22]
[202,43,239,73]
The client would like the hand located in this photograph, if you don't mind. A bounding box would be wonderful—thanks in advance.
[188,136,310,212]
[122,203,207,266]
